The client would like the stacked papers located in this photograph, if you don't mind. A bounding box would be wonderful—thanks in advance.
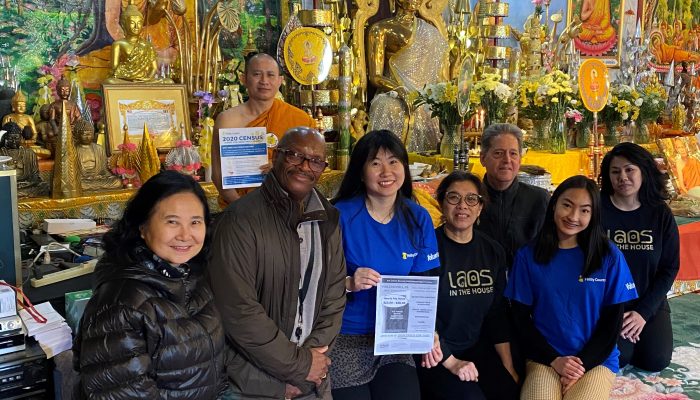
[19,302,72,358]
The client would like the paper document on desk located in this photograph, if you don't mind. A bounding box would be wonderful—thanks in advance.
[19,302,72,358]
[374,275,439,356]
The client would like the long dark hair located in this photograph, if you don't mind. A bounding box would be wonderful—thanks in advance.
[103,171,212,265]
[332,130,419,242]
[600,142,668,206]
[534,175,610,278]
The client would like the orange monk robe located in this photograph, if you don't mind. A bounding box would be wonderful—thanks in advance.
[682,157,700,191]
[245,98,316,160]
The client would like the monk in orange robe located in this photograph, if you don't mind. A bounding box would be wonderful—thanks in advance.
[212,53,315,205]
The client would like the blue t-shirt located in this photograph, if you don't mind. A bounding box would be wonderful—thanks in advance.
[336,195,440,335]
[504,244,638,373]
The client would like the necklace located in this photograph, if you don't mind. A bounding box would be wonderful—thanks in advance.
[366,200,394,224]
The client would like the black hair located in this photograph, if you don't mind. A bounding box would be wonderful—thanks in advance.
[102,170,211,265]
[436,170,489,205]
[534,175,610,278]
[600,142,668,206]
[332,130,420,243]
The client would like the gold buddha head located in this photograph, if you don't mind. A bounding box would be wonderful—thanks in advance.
[120,0,145,37]
[74,118,95,145]
[11,90,27,114]
[56,76,71,100]
[396,0,422,12]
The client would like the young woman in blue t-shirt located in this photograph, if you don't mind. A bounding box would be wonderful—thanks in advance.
[600,143,680,372]
[328,130,440,400]
[505,175,638,400]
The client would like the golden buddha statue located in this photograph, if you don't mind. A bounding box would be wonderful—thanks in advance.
[48,76,82,129]
[104,0,172,84]
[365,0,449,153]
[578,0,615,45]
[2,90,52,159]
[0,122,49,198]
[73,119,122,191]
[2,90,37,141]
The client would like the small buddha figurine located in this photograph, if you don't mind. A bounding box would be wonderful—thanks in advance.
[48,76,82,129]
[103,0,172,84]
[2,90,37,142]
[73,118,122,191]
[0,122,49,198]
[36,104,57,157]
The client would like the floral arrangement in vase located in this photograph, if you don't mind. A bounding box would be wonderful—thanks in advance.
[410,81,461,157]
[470,73,513,127]
[516,70,575,152]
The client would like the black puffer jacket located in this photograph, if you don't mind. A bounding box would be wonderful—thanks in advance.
[73,247,227,399]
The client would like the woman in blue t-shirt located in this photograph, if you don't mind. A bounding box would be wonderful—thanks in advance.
[505,175,638,400]
[329,130,440,400]
[600,143,680,372]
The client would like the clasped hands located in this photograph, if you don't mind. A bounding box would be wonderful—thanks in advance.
[620,311,646,343]
[551,356,585,394]
[285,346,330,399]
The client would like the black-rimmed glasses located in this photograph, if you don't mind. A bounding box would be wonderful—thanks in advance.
[277,148,328,173]
[445,192,482,206]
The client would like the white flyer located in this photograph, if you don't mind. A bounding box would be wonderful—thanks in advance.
[219,127,268,189]
[374,275,439,356]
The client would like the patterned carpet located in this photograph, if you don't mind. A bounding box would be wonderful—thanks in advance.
[611,293,700,400]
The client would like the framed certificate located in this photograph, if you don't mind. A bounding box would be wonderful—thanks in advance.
[102,84,191,154]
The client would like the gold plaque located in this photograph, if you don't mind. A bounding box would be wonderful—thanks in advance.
[284,27,334,85]
[300,89,339,107]
[479,25,511,39]
[484,46,511,60]
[578,59,609,112]
[482,2,509,16]
[298,10,334,27]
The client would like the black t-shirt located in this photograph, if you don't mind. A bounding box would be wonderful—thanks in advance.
[601,195,680,320]
[427,227,510,359]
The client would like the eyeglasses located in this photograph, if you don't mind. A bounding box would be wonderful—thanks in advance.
[445,192,482,206]
[277,148,328,173]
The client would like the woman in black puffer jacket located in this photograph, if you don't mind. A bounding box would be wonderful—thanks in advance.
[73,171,227,399]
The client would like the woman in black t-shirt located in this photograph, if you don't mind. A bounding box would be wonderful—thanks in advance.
[600,143,680,372]
[417,171,519,400]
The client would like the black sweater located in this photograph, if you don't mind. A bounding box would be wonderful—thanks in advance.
[601,196,680,320]
[475,177,549,267]
[426,227,510,361]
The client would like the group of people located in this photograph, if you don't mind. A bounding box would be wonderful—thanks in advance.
[72,53,680,400]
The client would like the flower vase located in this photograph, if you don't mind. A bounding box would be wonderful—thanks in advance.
[440,124,460,159]
[549,109,566,154]
[530,119,550,151]
[604,123,619,146]
[575,126,590,148]
[632,122,650,144]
